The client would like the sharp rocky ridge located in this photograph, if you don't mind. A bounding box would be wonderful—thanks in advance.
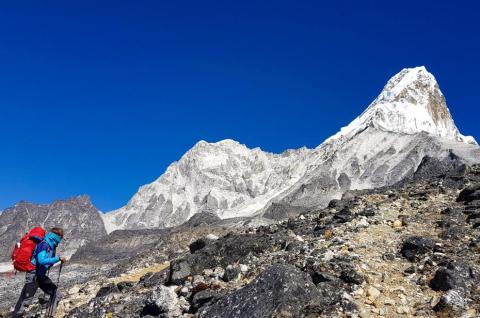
[103,66,480,233]
[0,195,106,261]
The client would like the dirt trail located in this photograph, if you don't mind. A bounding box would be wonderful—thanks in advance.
[350,191,453,317]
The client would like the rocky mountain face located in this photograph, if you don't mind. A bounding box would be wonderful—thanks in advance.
[4,164,478,318]
[102,141,312,232]
[0,195,107,261]
[103,66,479,232]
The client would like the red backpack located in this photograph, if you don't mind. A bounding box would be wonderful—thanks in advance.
[11,227,46,272]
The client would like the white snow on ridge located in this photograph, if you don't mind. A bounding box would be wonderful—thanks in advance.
[102,140,313,232]
[102,66,479,233]
[327,66,477,144]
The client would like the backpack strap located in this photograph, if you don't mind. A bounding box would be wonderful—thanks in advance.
[33,241,50,260]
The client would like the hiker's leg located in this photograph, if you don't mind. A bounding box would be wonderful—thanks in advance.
[13,272,38,316]
[38,276,61,317]
[48,288,62,316]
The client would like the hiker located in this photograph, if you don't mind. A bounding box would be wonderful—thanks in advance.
[12,227,67,318]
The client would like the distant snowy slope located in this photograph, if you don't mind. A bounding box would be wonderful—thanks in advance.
[103,66,480,232]
[103,140,312,232]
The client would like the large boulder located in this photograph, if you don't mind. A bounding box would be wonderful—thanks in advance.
[142,285,182,317]
[169,232,287,284]
[400,236,435,261]
[429,262,473,291]
[140,268,171,288]
[332,207,354,224]
[457,183,480,203]
[433,289,468,315]
[198,264,342,318]
[430,268,466,291]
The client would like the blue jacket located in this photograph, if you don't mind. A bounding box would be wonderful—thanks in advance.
[32,232,62,278]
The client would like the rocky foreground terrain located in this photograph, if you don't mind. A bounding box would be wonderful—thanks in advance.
[1,163,479,318]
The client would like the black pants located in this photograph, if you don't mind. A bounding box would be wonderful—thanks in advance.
[13,272,61,317]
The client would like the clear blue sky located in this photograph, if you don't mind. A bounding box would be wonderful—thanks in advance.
[1,1,479,212]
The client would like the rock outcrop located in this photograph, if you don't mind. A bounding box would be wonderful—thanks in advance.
[0,195,106,261]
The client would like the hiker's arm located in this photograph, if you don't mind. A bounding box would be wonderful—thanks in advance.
[37,250,60,266]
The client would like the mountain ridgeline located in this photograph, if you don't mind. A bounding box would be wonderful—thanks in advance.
[102,66,479,232]
[1,66,479,257]
[0,195,106,262]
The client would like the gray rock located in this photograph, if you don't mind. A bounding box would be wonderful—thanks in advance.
[142,285,181,317]
[433,289,467,315]
[169,232,286,284]
[222,265,241,282]
[181,212,221,228]
[199,264,341,318]
[0,195,106,261]
[140,268,171,288]
[262,203,308,220]
[169,259,192,285]
[71,227,166,264]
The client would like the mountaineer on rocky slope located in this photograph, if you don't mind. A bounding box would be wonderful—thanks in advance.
[12,227,67,318]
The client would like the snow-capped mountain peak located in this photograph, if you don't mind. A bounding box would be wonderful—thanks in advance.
[328,66,477,145]
[102,66,480,233]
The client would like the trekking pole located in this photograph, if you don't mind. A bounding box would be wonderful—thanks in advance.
[44,263,63,318]
[57,262,63,285]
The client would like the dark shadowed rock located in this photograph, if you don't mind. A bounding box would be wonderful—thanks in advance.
[263,203,308,220]
[400,236,435,261]
[430,269,464,292]
[191,290,222,313]
[140,268,171,288]
[310,271,337,284]
[457,183,480,203]
[199,264,340,318]
[408,155,467,188]
[430,262,474,291]
[333,207,354,224]
[358,207,376,217]
[169,232,286,284]
[117,281,135,292]
[340,268,365,285]
[181,212,221,228]
[189,237,210,254]
[328,199,342,209]
[95,283,118,298]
